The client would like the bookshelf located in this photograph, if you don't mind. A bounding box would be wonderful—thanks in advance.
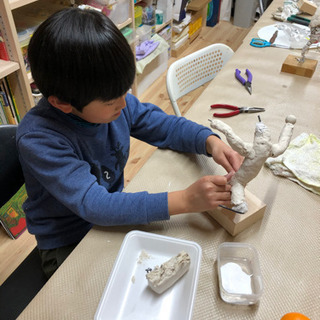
[0,0,177,115]
[9,0,39,10]
[0,0,34,119]
[0,0,137,119]
[0,59,19,79]
[0,0,212,121]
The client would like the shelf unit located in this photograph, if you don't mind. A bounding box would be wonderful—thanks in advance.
[9,0,38,10]
[0,59,19,79]
[187,0,211,27]
[0,0,35,119]
[0,0,178,120]
[155,20,171,33]
[0,0,138,119]
[1,0,213,123]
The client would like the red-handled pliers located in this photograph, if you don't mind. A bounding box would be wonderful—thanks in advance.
[211,104,265,118]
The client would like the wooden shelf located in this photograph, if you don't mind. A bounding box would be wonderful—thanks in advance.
[0,59,19,78]
[155,20,171,33]
[117,18,133,30]
[9,0,38,10]
[187,0,210,11]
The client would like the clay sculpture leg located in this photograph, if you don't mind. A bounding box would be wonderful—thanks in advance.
[230,179,248,213]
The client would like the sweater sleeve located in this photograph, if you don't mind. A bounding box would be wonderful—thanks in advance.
[124,94,219,155]
[17,131,169,227]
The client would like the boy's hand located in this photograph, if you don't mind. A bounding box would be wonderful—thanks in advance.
[206,135,243,173]
[168,175,232,215]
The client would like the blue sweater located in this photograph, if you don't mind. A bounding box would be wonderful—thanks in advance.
[17,93,215,249]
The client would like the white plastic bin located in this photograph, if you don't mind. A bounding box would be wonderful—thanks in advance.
[109,0,129,25]
[136,35,169,96]
[233,0,258,28]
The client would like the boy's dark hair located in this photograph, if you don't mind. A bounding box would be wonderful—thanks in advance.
[28,8,135,111]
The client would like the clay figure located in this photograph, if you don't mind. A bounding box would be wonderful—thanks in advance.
[299,7,320,63]
[210,115,296,213]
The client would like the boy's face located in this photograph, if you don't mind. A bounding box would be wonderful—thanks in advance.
[71,94,127,124]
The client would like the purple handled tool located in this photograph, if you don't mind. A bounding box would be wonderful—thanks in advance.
[235,68,252,95]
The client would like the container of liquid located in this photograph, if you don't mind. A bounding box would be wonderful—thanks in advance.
[217,242,263,305]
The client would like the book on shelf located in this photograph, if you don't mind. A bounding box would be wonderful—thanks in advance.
[0,101,7,124]
[17,25,38,74]
[0,90,16,124]
[0,78,19,124]
[3,77,20,122]
[0,184,27,239]
[0,33,10,61]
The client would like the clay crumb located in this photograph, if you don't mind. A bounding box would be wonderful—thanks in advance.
[137,250,150,264]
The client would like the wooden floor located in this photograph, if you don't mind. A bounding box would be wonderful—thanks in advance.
[0,21,250,285]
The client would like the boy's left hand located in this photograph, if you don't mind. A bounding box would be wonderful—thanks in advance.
[206,135,243,173]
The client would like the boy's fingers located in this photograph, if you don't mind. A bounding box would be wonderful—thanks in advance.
[208,175,228,186]
[214,184,232,193]
[224,171,235,182]
[218,192,231,201]
[204,176,232,193]
[228,153,243,172]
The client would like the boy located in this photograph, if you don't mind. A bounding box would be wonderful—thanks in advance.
[17,8,242,278]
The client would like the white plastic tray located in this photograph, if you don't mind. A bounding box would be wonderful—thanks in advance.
[95,230,202,320]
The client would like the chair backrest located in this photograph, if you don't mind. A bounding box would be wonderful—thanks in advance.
[166,43,234,116]
[0,125,48,320]
[0,124,24,207]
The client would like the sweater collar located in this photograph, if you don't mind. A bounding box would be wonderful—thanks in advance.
[66,113,100,127]
[41,98,100,128]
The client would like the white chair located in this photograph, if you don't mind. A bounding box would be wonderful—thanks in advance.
[166,43,234,116]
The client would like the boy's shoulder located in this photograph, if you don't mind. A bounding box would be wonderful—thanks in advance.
[125,92,139,105]
[17,98,66,137]
[19,98,48,122]
[124,92,158,113]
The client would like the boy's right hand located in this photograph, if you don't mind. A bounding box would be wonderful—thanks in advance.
[168,175,232,215]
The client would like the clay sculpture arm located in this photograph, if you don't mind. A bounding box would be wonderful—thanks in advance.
[210,119,254,157]
[271,115,296,157]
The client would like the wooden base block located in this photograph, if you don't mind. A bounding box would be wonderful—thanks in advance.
[298,0,317,15]
[281,54,318,78]
[206,190,266,236]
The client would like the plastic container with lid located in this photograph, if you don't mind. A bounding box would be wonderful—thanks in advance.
[120,27,134,44]
[217,242,263,305]
[134,5,143,28]
[155,9,163,25]
[136,25,152,44]
[108,0,129,25]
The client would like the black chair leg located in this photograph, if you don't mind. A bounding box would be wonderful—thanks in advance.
[0,247,48,320]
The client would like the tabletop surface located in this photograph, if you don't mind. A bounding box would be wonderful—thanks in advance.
[18,1,320,319]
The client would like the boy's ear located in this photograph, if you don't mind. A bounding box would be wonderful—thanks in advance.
[48,96,73,113]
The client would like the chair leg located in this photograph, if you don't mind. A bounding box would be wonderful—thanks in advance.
[0,247,48,320]
[172,101,182,117]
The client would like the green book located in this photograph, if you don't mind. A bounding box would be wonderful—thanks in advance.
[0,185,27,239]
